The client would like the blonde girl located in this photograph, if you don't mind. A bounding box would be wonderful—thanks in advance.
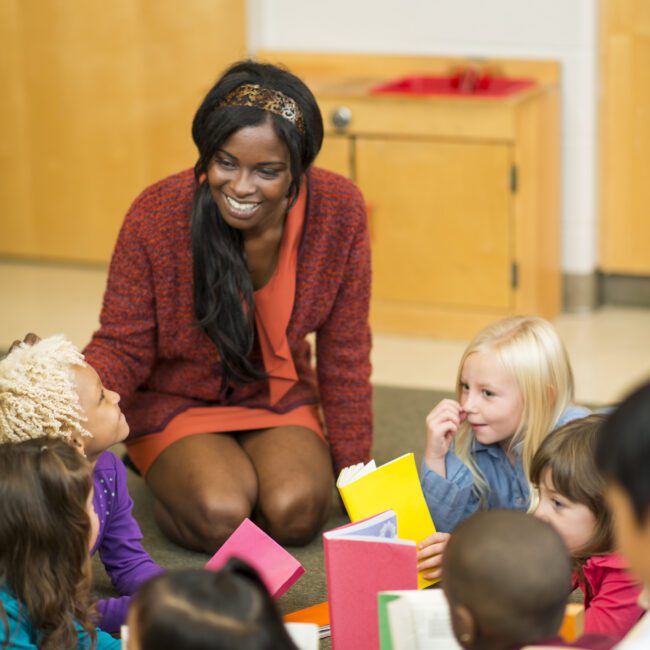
[532,414,644,638]
[417,316,588,580]
[0,334,161,634]
[0,437,119,649]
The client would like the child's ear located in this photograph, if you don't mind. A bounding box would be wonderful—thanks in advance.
[451,603,476,648]
[70,435,87,457]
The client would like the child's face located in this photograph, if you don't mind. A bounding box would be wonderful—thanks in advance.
[87,488,100,550]
[73,363,129,461]
[459,350,524,448]
[606,483,650,587]
[533,468,597,555]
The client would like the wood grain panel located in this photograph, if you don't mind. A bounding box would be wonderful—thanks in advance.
[356,138,512,311]
[1,0,246,263]
[600,0,650,274]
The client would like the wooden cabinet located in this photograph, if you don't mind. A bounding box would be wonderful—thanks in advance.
[267,52,560,339]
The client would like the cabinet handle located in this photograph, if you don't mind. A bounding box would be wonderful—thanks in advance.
[331,106,352,130]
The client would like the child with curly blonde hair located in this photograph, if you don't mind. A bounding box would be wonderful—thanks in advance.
[0,334,161,634]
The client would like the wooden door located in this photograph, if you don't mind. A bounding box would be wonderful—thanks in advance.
[356,138,513,313]
[0,0,246,263]
[600,0,650,274]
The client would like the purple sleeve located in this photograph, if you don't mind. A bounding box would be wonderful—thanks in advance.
[95,595,131,635]
[95,454,162,598]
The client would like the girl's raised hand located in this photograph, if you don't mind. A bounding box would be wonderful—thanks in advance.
[416,531,451,581]
[424,399,466,476]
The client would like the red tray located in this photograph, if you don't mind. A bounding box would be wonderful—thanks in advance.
[371,74,536,98]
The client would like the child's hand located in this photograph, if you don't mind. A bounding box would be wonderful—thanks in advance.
[417,532,451,581]
[8,332,41,354]
[424,399,466,473]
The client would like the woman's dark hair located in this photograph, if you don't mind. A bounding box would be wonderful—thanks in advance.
[596,380,650,525]
[130,558,299,650]
[0,437,96,650]
[190,60,323,386]
[531,414,613,564]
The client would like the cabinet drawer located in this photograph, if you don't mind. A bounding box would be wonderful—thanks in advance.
[318,96,517,141]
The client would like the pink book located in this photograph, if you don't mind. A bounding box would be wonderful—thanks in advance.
[205,518,304,598]
[323,510,418,650]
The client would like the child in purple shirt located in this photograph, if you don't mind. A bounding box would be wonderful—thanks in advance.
[0,334,162,633]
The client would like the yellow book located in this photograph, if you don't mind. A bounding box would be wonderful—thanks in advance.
[336,453,436,588]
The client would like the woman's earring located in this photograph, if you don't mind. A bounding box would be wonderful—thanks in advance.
[460,632,472,643]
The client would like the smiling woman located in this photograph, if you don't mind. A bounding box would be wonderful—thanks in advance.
[83,60,373,553]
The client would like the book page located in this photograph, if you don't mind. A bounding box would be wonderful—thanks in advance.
[284,622,319,650]
[387,598,418,650]
[336,459,377,487]
[325,509,399,540]
[401,591,461,650]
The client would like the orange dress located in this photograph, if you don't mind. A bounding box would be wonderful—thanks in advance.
[126,179,324,476]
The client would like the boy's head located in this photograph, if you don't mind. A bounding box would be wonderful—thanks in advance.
[0,335,128,460]
[596,380,650,588]
[442,510,571,650]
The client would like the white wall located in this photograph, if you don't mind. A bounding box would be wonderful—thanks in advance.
[247,0,599,275]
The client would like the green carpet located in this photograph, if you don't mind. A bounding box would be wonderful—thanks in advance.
[92,384,449,645]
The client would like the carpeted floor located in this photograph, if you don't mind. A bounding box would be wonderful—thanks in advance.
[92,384,449,646]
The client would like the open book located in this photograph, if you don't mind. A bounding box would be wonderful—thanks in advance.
[324,510,418,650]
[205,518,304,598]
[337,453,437,588]
[378,590,461,650]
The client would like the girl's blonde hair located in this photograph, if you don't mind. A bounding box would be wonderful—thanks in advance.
[530,414,613,561]
[454,315,575,503]
[0,335,90,443]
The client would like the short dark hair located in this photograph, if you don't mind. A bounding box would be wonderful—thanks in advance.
[596,380,650,524]
[443,510,571,648]
[130,559,298,650]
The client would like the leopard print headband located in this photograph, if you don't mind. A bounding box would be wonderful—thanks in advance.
[217,83,305,134]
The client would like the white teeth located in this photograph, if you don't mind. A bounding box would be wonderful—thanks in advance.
[226,195,259,212]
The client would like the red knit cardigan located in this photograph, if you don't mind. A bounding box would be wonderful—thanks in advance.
[84,166,372,472]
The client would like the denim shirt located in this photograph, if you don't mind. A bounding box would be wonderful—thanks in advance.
[420,404,591,532]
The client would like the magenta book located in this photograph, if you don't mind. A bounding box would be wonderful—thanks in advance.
[205,518,305,598]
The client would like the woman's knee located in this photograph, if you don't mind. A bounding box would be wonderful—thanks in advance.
[158,491,253,553]
[260,481,332,546]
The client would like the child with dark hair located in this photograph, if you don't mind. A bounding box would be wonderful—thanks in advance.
[0,335,162,634]
[0,438,119,649]
[126,559,298,650]
[443,510,570,649]
[596,380,650,649]
[531,414,643,637]
[442,510,616,650]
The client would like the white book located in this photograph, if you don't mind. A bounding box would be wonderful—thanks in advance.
[284,622,319,650]
[379,589,462,650]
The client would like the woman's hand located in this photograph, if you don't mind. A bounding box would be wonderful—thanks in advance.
[424,399,466,476]
[417,531,451,581]
[7,332,41,354]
